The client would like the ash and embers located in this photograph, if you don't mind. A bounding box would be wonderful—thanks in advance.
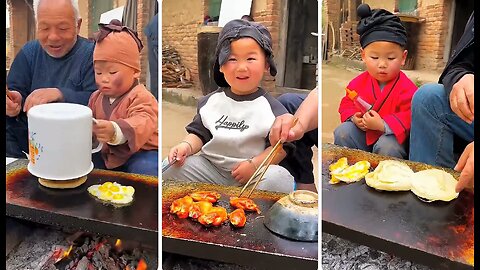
[322,233,434,270]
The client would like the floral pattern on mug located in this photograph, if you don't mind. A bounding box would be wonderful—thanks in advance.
[28,132,43,164]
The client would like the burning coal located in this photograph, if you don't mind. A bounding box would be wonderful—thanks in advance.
[39,234,150,270]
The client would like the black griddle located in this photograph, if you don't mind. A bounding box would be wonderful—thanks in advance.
[162,180,318,270]
[322,144,474,270]
[6,159,158,247]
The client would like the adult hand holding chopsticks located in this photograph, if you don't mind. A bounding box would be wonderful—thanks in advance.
[269,87,318,145]
[6,86,22,117]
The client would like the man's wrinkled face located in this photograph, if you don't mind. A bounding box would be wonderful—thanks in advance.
[36,0,81,58]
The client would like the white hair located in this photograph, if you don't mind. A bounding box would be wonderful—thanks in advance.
[33,0,81,22]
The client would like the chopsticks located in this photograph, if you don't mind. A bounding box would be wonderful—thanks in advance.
[238,118,298,198]
[162,158,177,173]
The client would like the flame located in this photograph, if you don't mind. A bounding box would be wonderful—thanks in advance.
[115,239,122,248]
[63,245,73,257]
[447,207,474,265]
[137,258,147,270]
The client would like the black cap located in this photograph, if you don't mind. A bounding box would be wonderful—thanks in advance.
[356,4,407,48]
[213,19,277,87]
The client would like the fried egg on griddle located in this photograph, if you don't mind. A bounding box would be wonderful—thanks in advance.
[87,181,135,205]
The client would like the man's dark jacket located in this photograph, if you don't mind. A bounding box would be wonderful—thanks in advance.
[439,12,474,96]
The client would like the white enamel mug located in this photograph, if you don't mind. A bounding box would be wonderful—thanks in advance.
[26,103,102,180]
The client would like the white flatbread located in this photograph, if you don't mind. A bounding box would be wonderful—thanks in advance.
[410,169,459,202]
[365,160,414,191]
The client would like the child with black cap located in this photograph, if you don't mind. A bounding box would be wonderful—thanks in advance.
[163,19,294,193]
[334,4,418,159]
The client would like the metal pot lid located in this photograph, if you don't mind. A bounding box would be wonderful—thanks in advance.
[264,190,319,242]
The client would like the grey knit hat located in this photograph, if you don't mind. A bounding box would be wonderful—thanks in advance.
[213,19,277,87]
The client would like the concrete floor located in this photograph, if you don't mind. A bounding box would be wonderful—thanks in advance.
[321,64,360,143]
[161,101,195,160]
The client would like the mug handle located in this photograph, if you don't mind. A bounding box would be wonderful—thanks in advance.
[92,142,103,153]
[91,118,103,153]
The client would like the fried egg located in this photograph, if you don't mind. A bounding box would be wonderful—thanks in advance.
[329,157,349,174]
[365,160,414,191]
[329,157,349,184]
[87,181,135,205]
[410,169,459,202]
[330,160,370,183]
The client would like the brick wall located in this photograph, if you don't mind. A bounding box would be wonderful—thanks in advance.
[7,0,32,64]
[325,0,340,51]
[415,0,450,70]
[251,0,281,91]
[162,23,201,87]
[162,0,204,89]
[339,21,359,52]
[325,0,450,71]
[136,0,151,85]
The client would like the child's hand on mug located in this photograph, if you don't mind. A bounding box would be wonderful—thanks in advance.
[92,119,116,143]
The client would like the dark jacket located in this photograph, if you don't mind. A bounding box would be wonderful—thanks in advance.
[438,12,474,96]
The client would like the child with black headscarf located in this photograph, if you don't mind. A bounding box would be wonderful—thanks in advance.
[334,4,418,159]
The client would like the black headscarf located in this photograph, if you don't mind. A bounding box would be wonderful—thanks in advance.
[356,4,407,48]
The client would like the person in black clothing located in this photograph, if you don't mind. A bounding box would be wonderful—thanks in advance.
[270,88,319,192]
[409,12,474,193]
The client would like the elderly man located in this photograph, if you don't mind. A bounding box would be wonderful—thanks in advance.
[409,12,474,193]
[6,0,96,158]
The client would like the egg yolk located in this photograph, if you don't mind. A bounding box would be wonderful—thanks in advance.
[103,182,113,188]
[113,194,124,200]
[109,185,120,192]
[102,190,113,198]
